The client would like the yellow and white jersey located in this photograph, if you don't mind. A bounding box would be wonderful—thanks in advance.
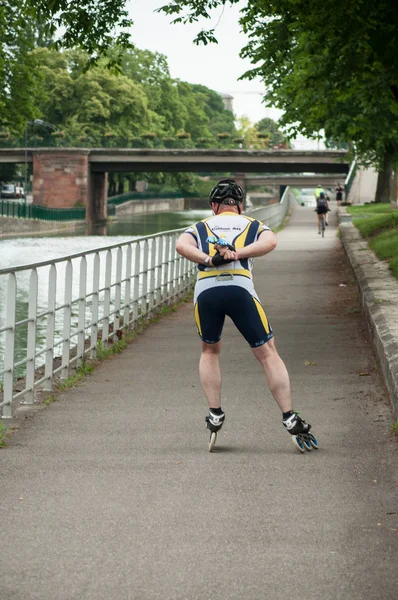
[184,211,271,302]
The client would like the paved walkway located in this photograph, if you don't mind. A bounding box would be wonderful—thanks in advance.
[1,205,397,600]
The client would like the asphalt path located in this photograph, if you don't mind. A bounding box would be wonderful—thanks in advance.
[1,204,397,600]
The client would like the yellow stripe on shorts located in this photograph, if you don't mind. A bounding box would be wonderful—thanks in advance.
[253,297,270,334]
[194,301,202,336]
[198,269,251,280]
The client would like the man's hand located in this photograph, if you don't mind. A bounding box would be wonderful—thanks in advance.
[214,243,238,263]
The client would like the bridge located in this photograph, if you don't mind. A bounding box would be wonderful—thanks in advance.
[0,148,350,226]
[244,174,346,187]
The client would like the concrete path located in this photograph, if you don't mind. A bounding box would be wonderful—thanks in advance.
[1,205,397,600]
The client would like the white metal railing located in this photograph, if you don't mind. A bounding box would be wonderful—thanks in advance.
[246,186,296,228]
[0,228,195,418]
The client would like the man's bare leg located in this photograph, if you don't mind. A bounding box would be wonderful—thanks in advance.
[252,338,293,413]
[199,341,222,408]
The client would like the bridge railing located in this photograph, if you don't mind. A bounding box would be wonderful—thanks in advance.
[0,229,195,418]
[344,160,358,201]
[0,200,116,220]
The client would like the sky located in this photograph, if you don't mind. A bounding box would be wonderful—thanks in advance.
[126,0,323,149]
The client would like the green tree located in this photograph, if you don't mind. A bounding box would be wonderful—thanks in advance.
[255,117,289,148]
[236,117,263,150]
[0,0,133,133]
[159,0,398,204]
[120,48,186,135]
[33,48,154,144]
[0,1,38,133]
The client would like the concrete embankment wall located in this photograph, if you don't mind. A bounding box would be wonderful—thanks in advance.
[0,216,84,239]
[246,187,295,230]
[347,167,378,204]
[339,210,398,418]
[114,198,184,216]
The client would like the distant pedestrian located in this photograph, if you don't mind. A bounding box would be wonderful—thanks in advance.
[335,183,344,207]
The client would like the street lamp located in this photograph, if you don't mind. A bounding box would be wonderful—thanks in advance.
[24,119,59,206]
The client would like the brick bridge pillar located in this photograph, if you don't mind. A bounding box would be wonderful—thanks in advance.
[32,150,108,227]
[33,150,89,209]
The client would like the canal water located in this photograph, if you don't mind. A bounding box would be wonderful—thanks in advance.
[0,210,211,380]
[0,210,212,269]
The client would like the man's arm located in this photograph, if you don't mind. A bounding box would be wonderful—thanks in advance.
[236,230,277,260]
[175,233,209,264]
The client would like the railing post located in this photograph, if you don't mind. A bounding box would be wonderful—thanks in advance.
[102,250,112,348]
[61,260,73,379]
[90,252,100,359]
[24,268,38,404]
[157,236,164,307]
[169,234,177,300]
[148,238,156,315]
[113,247,123,342]
[124,245,132,330]
[2,273,17,418]
[176,242,183,297]
[77,256,87,367]
[141,240,149,318]
[132,243,140,328]
[163,236,170,304]
[44,264,57,392]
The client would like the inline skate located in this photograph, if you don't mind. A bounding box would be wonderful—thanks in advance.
[205,409,225,452]
[282,412,319,453]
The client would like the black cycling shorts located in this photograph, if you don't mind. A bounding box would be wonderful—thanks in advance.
[316,208,328,214]
[194,285,274,347]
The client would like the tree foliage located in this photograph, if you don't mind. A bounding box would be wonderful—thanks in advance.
[159,0,398,179]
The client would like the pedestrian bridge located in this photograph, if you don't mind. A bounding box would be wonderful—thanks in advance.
[0,148,350,226]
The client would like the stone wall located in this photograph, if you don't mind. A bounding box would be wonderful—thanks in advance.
[0,216,84,238]
[115,198,184,216]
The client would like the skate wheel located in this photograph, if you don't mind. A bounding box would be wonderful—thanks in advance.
[302,436,312,451]
[292,435,305,453]
[308,433,319,449]
[209,432,217,452]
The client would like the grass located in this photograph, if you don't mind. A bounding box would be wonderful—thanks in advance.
[347,203,394,215]
[347,204,398,280]
[57,362,95,391]
[392,420,398,436]
[0,421,9,447]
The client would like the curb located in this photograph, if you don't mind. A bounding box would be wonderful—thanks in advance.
[339,214,398,418]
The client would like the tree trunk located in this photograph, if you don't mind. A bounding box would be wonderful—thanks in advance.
[391,169,398,209]
[375,149,394,203]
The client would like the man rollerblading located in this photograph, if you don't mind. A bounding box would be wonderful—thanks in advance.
[176,179,318,453]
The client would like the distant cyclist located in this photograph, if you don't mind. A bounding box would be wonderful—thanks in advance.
[335,183,344,207]
[315,191,330,233]
[175,178,316,452]
[315,184,324,201]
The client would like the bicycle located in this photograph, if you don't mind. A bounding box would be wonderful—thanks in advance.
[320,214,325,237]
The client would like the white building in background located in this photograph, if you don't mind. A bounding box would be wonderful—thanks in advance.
[218,92,234,112]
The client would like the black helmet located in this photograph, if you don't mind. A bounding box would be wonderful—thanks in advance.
[209,178,244,206]
[319,192,325,198]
